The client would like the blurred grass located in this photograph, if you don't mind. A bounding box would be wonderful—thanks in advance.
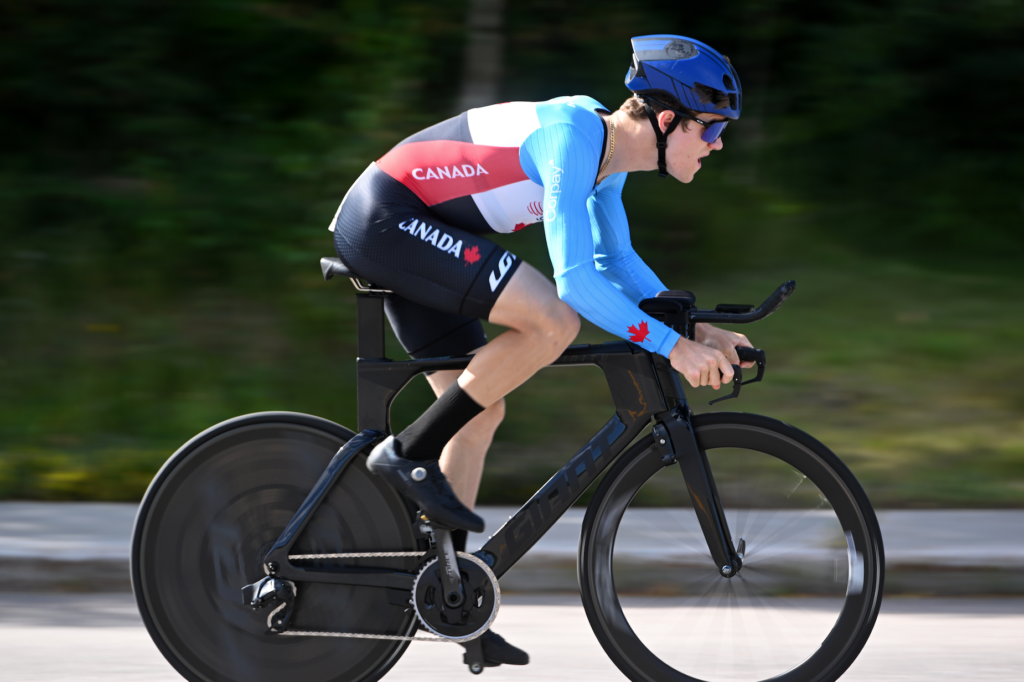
[477,253,1024,509]
[1,0,1021,507]
[3,240,1022,507]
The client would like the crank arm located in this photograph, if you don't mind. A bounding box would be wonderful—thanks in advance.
[433,528,467,609]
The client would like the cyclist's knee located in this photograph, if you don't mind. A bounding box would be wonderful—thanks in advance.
[542,299,580,348]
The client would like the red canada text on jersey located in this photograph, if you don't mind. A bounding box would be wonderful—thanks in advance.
[376,141,528,207]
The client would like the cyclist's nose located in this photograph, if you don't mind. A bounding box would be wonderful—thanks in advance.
[710,135,724,151]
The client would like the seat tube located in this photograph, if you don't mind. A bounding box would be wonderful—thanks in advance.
[355,293,387,360]
[355,292,391,433]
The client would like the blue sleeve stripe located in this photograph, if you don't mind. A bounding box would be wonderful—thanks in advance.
[557,266,680,357]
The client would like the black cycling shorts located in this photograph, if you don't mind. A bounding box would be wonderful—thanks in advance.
[333,163,522,359]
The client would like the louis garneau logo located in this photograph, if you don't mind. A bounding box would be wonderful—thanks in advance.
[398,218,467,260]
[489,251,516,292]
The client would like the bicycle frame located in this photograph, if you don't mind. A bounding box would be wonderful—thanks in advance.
[261,290,743,589]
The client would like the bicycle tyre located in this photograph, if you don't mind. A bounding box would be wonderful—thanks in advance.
[131,411,420,682]
[579,412,884,682]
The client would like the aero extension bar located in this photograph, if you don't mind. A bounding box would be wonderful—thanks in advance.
[688,280,797,326]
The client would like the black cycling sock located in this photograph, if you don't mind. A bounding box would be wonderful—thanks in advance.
[395,381,484,462]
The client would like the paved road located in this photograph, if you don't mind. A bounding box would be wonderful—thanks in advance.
[1,593,1020,681]
[4,503,1023,593]
[6,504,1023,566]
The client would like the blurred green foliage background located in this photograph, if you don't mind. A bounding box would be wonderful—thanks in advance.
[1,0,1022,506]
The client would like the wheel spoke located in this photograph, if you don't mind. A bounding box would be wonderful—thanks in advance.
[581,415,883,682]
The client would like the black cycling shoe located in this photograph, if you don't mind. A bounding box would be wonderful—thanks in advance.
[464,630,529,667]
[365,436,485,533]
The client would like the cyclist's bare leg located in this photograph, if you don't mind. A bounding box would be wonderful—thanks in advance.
[367,263,576,531]
[425,370,504,509]
[423,264,576,507]
[457,263,580,407]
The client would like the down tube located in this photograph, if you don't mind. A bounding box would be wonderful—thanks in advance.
[477,415,646,579]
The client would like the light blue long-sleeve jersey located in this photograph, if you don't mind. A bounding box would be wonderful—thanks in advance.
[519,96,681,357]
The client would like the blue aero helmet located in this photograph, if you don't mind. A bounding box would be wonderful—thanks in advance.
[624,35,742,176]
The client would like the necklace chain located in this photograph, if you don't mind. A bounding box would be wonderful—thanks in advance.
[598,117,615,180]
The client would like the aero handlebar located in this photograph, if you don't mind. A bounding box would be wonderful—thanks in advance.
[688,280,796,325]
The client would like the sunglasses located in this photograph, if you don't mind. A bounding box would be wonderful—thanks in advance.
[644,97,730,143]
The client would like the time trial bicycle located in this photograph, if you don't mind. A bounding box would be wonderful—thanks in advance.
[131,257,884,682]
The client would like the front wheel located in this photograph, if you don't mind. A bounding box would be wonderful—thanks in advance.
[579,412,884,682]
[131,412,420,682]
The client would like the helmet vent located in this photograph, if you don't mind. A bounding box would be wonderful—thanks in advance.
[694,82,731,110]
[665,39,697,60]
[722,74,735,91]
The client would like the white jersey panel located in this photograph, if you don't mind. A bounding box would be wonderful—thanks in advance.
[471,179,545,234]
[466,102,542,148]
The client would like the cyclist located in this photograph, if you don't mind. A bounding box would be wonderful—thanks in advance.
[330,34,753,666]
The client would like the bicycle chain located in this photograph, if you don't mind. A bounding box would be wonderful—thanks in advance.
[281,550,449,642]
[287,551,427,560]
[280,630,447,642]
[280,550,498,643]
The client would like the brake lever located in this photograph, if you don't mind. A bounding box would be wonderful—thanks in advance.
[708,348,767,405]
[736,347,766,385]
[709,365,743,405]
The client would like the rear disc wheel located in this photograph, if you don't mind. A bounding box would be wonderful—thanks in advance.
[131,412,419,682]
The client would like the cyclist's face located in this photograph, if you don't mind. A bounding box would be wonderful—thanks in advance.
[664,112,728,183]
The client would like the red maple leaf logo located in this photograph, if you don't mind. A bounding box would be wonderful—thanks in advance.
[463,245,481,266]
[512,223,527,232]
[628,320,650,343]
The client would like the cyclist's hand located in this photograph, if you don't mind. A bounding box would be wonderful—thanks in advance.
[695,323,756,368]
[668,337,734,389]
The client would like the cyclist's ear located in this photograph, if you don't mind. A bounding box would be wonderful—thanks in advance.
[658,110,677,134]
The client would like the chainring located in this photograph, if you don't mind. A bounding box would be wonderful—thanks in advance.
[412,552,499,642]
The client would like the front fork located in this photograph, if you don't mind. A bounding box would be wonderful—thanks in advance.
[654,408,742,577]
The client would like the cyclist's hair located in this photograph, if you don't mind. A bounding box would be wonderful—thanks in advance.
[619,93,692,131]
[620,82,732,127]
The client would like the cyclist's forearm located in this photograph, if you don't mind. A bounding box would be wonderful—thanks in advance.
[556,266,680,357]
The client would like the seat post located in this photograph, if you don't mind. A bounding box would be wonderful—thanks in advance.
[355,293,388,360]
